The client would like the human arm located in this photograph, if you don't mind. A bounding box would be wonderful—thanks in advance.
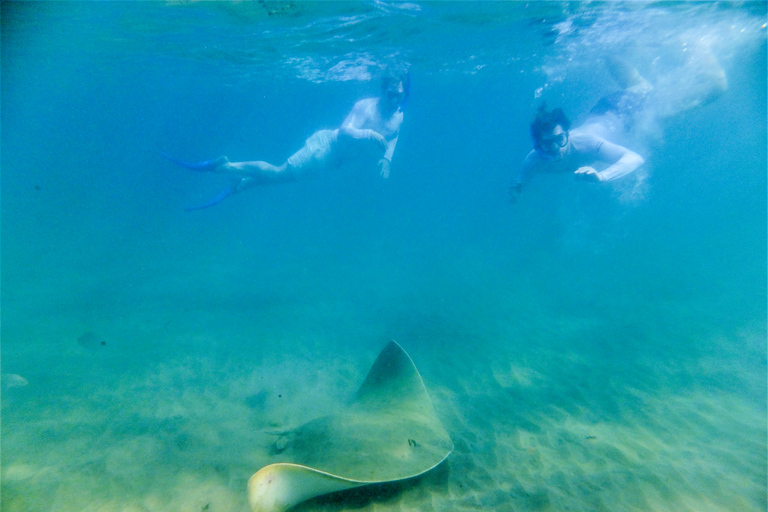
[508,151,537,201]
[574,139,644,181]
[378,135,399,178]
[340,99,388,150]
[383,135,398,162]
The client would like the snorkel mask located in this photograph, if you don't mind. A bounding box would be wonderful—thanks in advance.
[534,130,569,160]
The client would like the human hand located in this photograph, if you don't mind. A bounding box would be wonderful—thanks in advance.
[574,166,603,181]
[369,130,388,151]
[378,158,390,178]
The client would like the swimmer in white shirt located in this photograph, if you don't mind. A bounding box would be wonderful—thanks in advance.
[164,72,408,210]
[509,54,727,201]
[509,86,647,201]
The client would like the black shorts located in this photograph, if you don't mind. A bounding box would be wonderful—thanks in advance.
[590,91,646,129]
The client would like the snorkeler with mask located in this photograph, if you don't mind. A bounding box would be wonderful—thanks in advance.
[163,72,409,210]
[508,92,646,202]
[508,52,727,202]
[509,97,646,200]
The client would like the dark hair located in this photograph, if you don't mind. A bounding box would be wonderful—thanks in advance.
[530,103,571,144]
[381,72,411,99]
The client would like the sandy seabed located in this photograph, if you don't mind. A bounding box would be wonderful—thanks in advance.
[2,295,766,512]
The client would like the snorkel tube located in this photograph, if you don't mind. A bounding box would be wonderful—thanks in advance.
[400,72,411,110]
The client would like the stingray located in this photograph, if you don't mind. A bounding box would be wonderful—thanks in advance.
[248,341,453,512]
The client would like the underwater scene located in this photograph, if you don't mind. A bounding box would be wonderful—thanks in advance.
[2,2,766,511]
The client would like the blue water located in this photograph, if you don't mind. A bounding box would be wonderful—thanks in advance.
[2,2,766,512]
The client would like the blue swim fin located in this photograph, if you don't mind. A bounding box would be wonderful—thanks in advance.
[160,151,227,172]
[161,152,236,210]
[184,186,234,211]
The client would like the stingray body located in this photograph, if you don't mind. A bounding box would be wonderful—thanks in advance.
[248,341,453,512]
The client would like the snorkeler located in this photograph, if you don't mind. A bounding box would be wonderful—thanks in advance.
[508,53,727,201]
[163,72,409,210]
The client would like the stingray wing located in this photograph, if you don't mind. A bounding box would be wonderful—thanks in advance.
[247,341,453,512]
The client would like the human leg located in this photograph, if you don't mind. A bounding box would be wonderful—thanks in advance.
[605,56,653,96]
[652,39,728,118]
[285,129,339,179]
[163,129,339,210]
[160,152,230,172]
[221,160,289,178]
[683,39,728,107]
[192,128,338,184]
[163,150,297,181]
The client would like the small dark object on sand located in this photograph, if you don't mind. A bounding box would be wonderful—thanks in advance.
[77,331,107,350]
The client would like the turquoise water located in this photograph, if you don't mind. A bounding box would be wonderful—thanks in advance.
[2,2,766,511]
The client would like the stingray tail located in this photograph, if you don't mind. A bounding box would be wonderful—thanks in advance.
[160,151,228,172]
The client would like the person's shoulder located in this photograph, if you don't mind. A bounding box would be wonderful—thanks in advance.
[354,97,378,109]
[569,127,597,142]
[569,129,605,153]
[347,97,378,117]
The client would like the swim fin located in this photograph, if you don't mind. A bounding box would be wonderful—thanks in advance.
[185,186,234,211]
[161,152,237,210]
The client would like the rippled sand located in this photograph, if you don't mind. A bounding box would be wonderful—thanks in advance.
[2,309,765,512]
